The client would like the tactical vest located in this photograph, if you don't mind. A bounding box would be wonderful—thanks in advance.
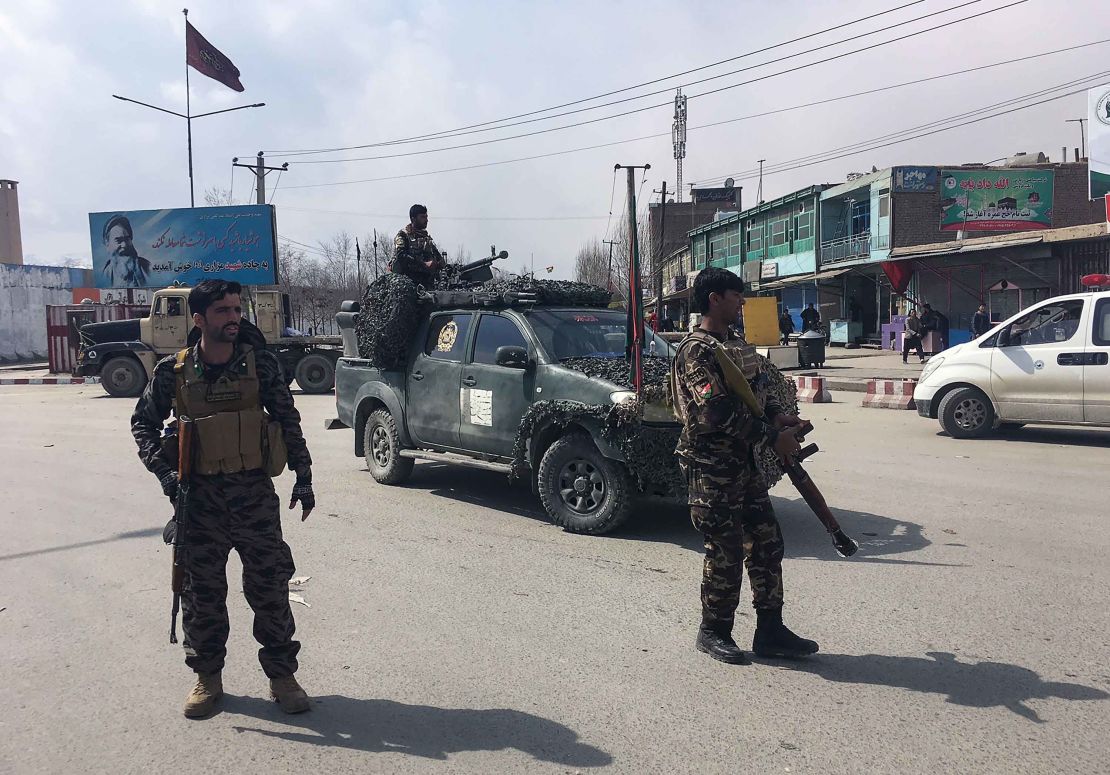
[668,330,765,424]
[174,346,287,477]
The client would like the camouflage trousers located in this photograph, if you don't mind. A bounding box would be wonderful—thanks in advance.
[180,470,299,678]
[680,458,785,627]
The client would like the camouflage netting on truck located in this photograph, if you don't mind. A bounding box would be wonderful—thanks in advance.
[355,274,423,369]
[509,354,799,496]
[355,275,612,368]
[483,278,612,307]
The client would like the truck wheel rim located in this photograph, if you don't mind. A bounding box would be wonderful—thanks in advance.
[111,367,135,390]
[558,459,604,514]
[306,365,325,384]
[371,425,391,467]
[953,397,986,430]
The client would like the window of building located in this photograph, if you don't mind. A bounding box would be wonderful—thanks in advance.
[851,200,871,235]
[692,236,706,268]
[424,313,473,361]
[794,206,814,242]
[746,220,764,257]
[472,314,528,365]
[769,215,791,247]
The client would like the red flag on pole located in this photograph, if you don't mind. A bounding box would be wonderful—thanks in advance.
[186,22,244,92]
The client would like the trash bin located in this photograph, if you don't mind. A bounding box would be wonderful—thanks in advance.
[797,329,825,368]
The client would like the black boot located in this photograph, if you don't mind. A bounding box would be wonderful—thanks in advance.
[696,619,750,665]
[752,607,819,658]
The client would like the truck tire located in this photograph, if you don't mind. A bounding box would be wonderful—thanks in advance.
[537,432,633,535]
[294,354,335,393]
[101,356,146,398]
[363,408,414,485]
[938,387,995,439]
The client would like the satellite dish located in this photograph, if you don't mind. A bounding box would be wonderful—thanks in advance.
[724,178,735,189]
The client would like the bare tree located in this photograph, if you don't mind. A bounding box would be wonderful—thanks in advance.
[203,187,235,207]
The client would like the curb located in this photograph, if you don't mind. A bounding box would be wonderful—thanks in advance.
[0,376,101,386]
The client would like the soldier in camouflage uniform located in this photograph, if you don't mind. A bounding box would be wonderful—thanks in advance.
[671,268,819,664]
[131,279,316,718]
[391,203,446,287]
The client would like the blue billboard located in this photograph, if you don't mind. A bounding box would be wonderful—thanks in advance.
[89,204,278,289]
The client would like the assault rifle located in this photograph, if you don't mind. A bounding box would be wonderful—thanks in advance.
[166,416,195,644]
[708,343,859,558]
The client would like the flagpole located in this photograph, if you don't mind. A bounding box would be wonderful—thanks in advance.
[183,8,196,207]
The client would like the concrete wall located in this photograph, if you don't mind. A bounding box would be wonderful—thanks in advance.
[0,180,24,265]
[892,163,1102,248]
[0,264,72,362]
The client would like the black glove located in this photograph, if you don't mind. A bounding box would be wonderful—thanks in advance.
[290,470,315,518]
[159,470,179,502]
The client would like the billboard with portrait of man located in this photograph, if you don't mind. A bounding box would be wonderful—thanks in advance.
[88,204,278,289]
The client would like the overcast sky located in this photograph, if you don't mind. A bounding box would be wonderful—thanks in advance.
[2,0,1107,277]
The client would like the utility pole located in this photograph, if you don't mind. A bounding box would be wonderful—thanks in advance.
[602,239,617,292]
[757,159,766,204]
[614,162,650,393]
[1066,118,1088,159]
[652,181,668,331]
[233,152,288,205]
[373,230,380,279]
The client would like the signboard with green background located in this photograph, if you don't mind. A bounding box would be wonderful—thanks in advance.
[938,169,1054,231]
[1089,84,1110,200]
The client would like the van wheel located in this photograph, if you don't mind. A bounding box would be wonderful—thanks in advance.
[537,432,632,535]
[363,408,414,485]
[938,387,995,439]
[102,357,146,398]
[295,354,335,393]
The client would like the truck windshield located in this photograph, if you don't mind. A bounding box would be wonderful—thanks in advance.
[524,309,675,360]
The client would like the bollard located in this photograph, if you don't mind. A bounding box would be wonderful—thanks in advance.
[861,378,917,409]
[794,375,832,403]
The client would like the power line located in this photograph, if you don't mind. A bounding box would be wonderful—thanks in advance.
[695,70,1110,184]
[279,40,1106,191]
[281,1,1024,166]
[266,0,927,156]
[278,205,608,221]
[268,170,284,204]
[695,78,1109,187]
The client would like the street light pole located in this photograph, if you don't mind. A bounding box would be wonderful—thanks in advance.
[1066,118,1088,159]
[111,95,265,207]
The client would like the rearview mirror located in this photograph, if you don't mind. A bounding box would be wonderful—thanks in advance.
[495,345,529,369]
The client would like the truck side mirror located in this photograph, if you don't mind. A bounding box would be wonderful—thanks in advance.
[495,345,529,369]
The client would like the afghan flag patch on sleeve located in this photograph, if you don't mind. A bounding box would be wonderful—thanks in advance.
[697,381,715,400]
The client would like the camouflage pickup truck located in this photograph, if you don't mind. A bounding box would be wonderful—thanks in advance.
[328,297,681,535]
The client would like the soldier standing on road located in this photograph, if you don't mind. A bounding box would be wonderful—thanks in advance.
[131,279,316,718]
[670,268,819,665]
[391,204,446,288]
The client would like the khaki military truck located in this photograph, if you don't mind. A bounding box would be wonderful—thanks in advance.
[76,286,342,397]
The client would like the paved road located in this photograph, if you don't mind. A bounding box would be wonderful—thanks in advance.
[2,385,1108,774]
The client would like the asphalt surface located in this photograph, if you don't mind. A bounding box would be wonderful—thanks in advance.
[2,385,1108,774]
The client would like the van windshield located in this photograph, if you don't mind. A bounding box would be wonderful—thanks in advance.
[524,309,674,360]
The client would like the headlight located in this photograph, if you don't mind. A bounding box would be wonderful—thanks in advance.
[919,356,944,381]
[610,390,636,405]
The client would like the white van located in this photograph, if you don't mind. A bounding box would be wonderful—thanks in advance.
[914,279,1110,438]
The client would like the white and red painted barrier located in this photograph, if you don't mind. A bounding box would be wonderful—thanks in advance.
[0,376,100,386]
[861,378,917,409]
[793,375,832,403]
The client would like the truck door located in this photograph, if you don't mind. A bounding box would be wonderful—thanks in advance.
[151,294,189,352]
[458,313,534,456]
[406,312,473,449]
[990,298,1085,423]
[1084,296,1110,423]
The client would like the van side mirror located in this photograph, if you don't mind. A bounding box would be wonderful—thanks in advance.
[495,345,530,369]
[997,326,1011,347]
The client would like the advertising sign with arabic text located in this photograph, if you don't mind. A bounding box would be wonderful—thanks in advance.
[1088,84,1110,200]
[89,204,277,289]
[938,169,1053,232]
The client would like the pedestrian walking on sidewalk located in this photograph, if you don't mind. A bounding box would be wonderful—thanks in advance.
[903,309,925,363]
